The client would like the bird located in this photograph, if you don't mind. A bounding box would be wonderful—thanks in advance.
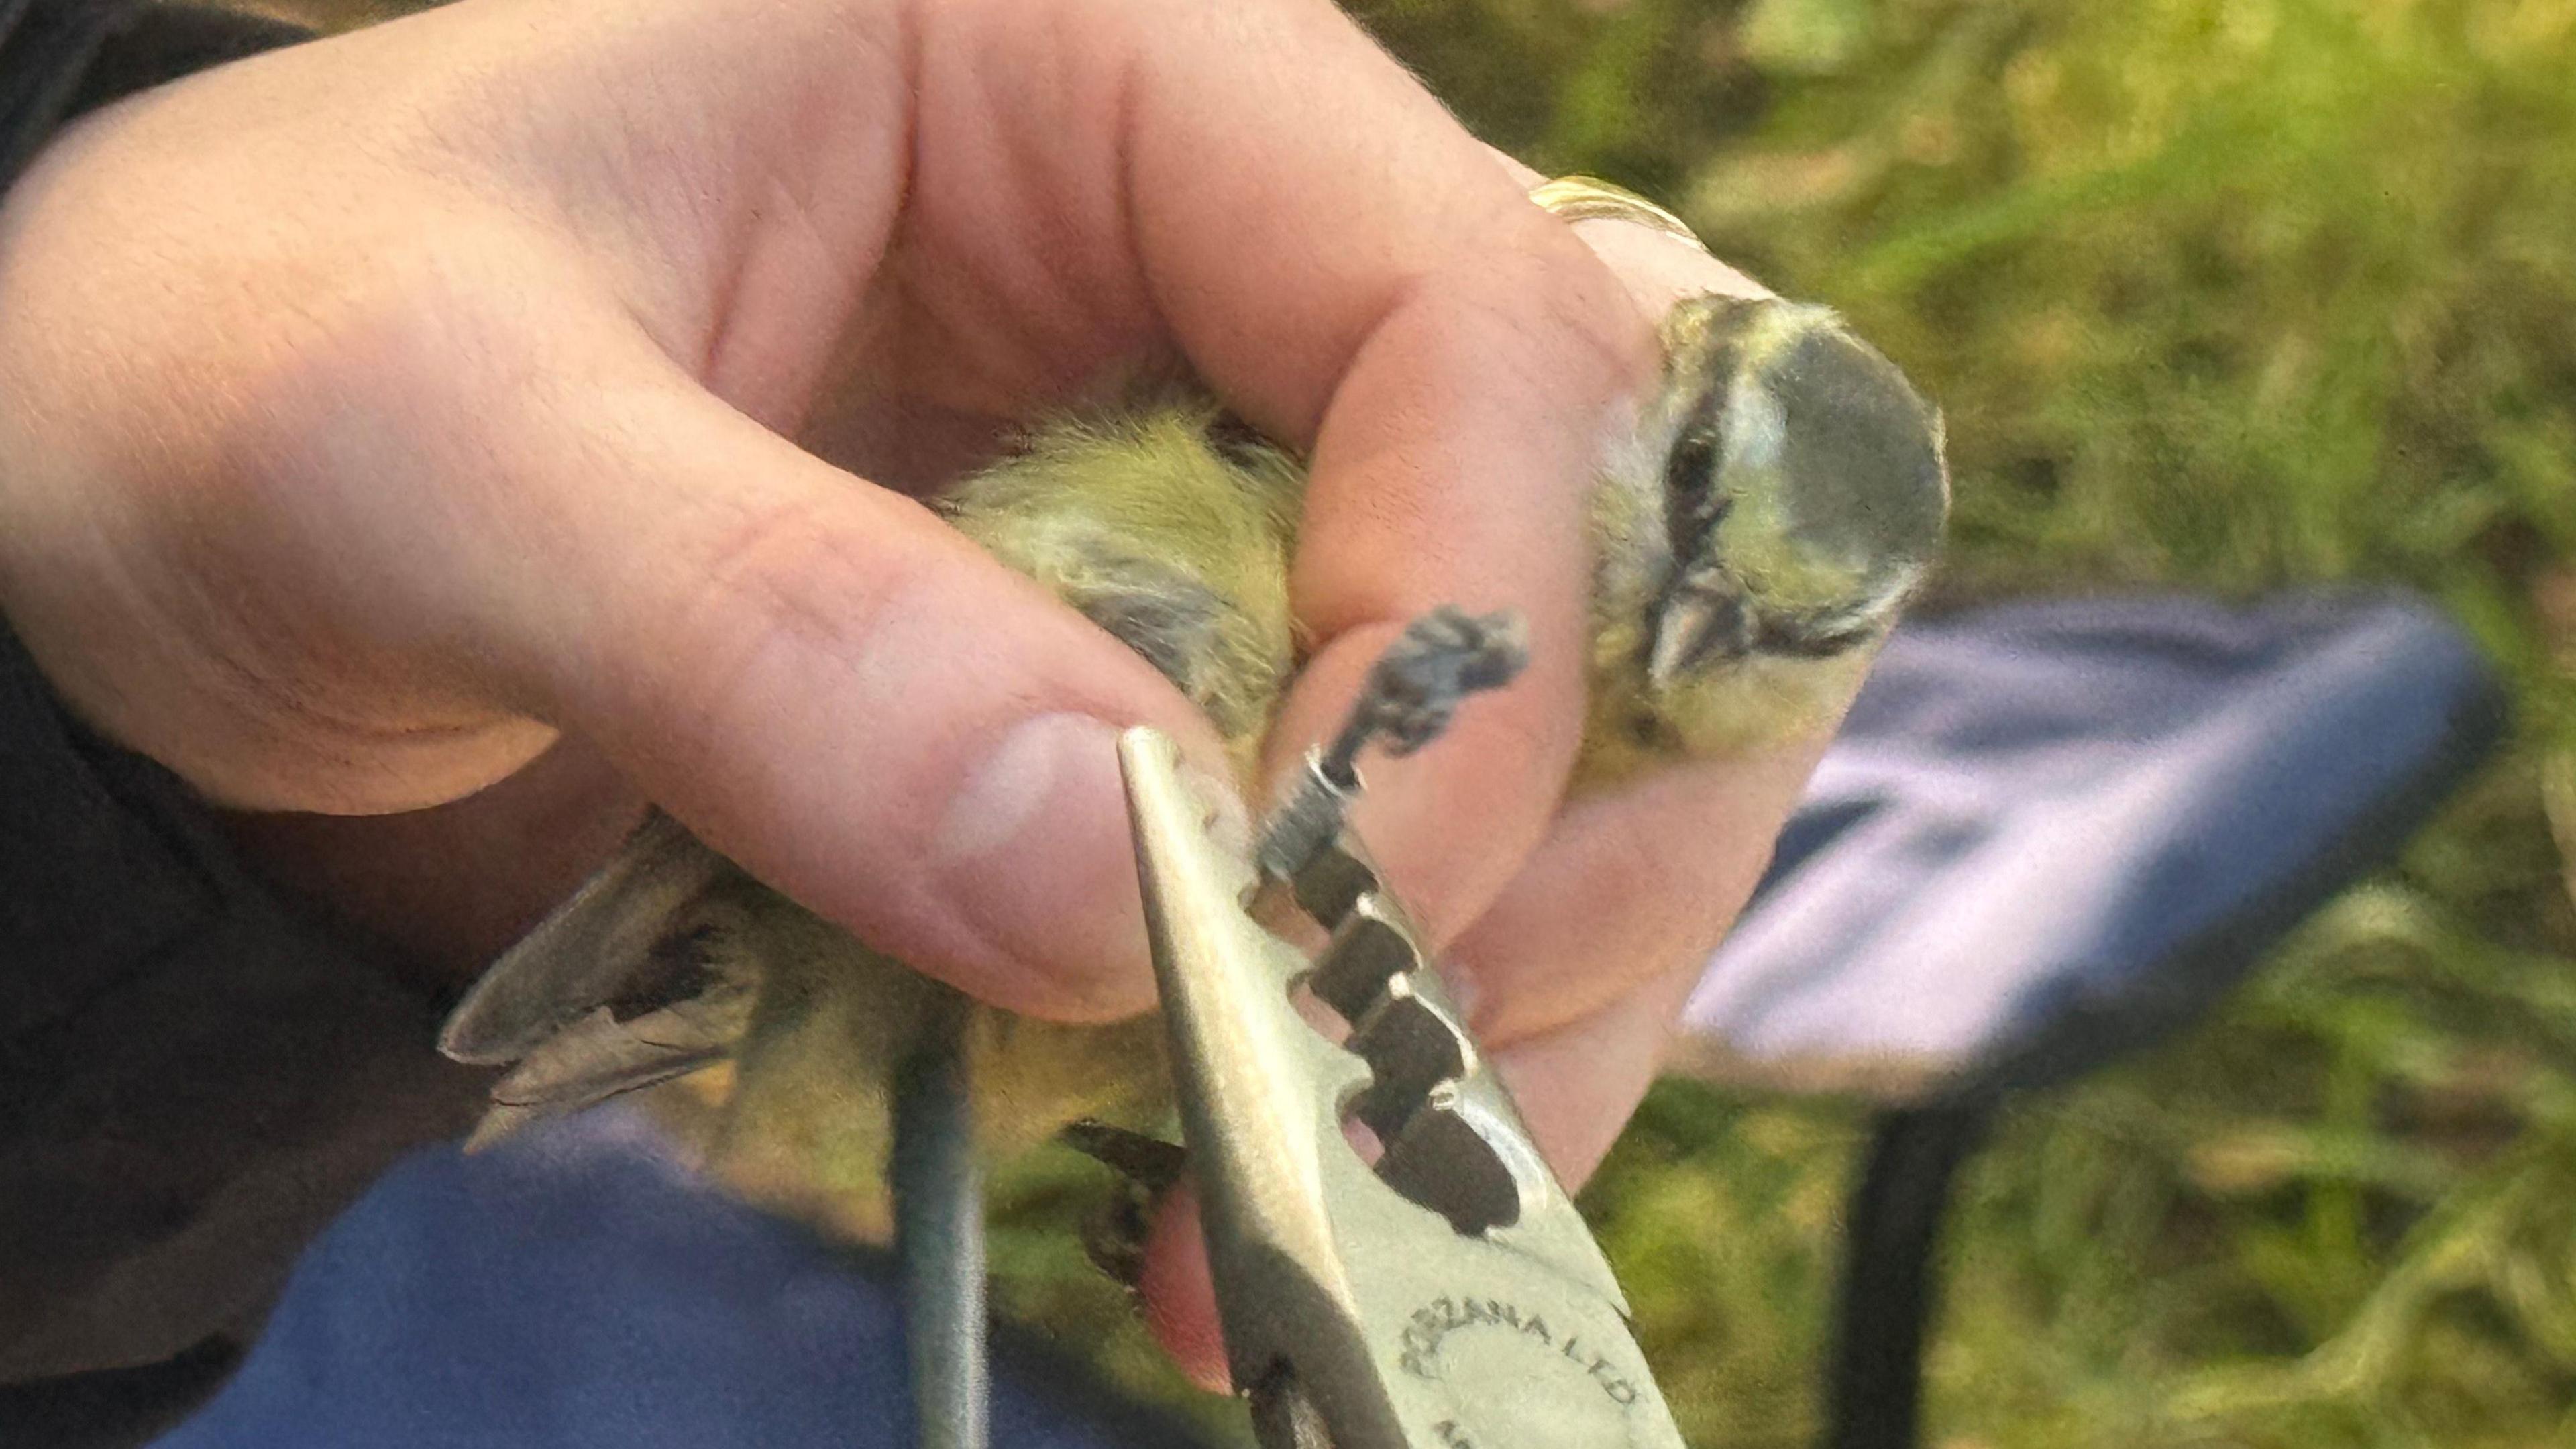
[435,178,1950,1243]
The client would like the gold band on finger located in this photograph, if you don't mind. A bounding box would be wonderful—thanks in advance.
[1528,175,1710,256]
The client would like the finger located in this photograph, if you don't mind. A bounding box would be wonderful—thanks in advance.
[1445,738,1827,1047]
[1483,148,1776,316]
[315,303,1231,1022]
[1434,154,1849,1061]
[1488,953,1707,1189]
[547,394,1237,1023]
[1136,1184,1230,1393]
[1028,0,1658,945]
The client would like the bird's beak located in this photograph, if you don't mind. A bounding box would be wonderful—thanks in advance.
[1646,586,1749,688]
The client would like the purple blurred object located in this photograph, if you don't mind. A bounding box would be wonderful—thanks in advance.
[1676,589,2506,1449]
[1674,589,2506,1105]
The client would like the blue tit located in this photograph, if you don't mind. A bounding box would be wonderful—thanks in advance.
[437,177,1949,1236]
[1580,286,1948,781]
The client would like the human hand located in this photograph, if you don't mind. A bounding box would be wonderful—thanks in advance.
[0,0,1848,1383]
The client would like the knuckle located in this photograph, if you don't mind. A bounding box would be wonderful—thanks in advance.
[637,490,932,730]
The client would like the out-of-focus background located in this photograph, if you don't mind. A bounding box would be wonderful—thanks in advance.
[264,2,2576,1445]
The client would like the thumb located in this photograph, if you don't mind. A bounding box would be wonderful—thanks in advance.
[445,357,1231,1022]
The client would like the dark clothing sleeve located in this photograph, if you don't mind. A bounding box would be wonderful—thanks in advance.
[0,0,144,184]
[0,9,493,1445]
[0,0,310,181]
[0,619,491,1447]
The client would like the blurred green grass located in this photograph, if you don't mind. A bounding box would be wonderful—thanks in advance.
[275,0,2576,1442]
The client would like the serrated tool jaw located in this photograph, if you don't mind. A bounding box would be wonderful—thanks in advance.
[1117,729,1687,1449]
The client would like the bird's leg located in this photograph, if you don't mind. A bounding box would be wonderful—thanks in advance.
[1060,604,1529,1289]
[1255,605,1529,885]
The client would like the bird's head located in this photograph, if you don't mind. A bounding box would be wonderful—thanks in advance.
[1585,293,1948,771]
[1639,293,1949,686]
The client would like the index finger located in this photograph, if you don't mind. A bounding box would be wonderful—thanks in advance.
[1080,0,1657,936]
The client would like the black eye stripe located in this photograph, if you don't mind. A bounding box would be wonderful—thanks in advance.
[1664,375,1735,545]
[1668,431,1719,488]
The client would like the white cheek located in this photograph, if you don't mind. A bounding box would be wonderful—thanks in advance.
[1722,376,1788,478]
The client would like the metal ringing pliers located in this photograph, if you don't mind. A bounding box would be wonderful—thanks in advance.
[1114,608,1690,1449]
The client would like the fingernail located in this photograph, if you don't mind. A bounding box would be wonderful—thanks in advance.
[934,713,1153,1019]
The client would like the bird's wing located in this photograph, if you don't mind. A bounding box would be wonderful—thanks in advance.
[465,980,759,1150]
[439,811,766,1148]
[439,812,737,1063]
